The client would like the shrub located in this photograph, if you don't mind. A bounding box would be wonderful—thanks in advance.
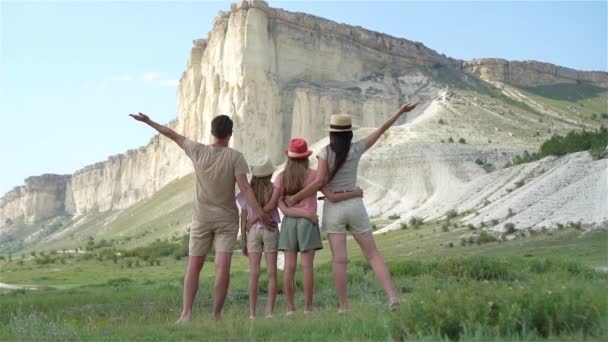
[371,222,378,231]
[504,223,516,235]
[506,126,608,165]
[475,158,484,165]
[467,224,476,231]
[446,209,458,219]
[506,208,514,219]
[409,216,424,229]
[568,221,583,230]
[514,179,525,188]
[491,219,499,226]
[458,138,466,144]
[441,223,450,232]
[388,214,400,220]
[400,222,408,230]
[448,136,454,143]
[438,119,446,124]
[476,232,498,244]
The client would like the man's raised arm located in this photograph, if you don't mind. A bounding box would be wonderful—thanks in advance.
[129,112,186,148]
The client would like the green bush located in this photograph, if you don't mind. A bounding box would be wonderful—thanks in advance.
[388,214,400,220]
[476,232,498,245]
[445,209,458,219]
[409,216,424,229]
[507,126,608,166]
[504,223,516,235]
[458,137,466,144]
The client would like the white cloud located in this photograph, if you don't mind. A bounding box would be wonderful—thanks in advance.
[143,72,160,81]
[159,80,179,87]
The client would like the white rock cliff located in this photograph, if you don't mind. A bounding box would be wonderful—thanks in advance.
[1,0,607,229]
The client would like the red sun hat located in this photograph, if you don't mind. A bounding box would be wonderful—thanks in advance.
[285,138,313,160]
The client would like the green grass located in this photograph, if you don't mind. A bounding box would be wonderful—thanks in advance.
[1,223,607,340]
[1,253,606,340]
[518,84,608,124]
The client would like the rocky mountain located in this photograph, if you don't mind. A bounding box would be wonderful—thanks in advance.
[1,0,606,253]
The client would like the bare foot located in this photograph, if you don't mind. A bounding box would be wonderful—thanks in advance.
[175,316,191,325]
[389,297,400,311]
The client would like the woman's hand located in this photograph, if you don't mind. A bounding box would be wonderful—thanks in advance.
[284,195,297,207]
[397,101,419,115]
[306,213,319,225]
[242,244,248,257]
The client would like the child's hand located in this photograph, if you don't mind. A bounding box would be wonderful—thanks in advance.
[242,244,248,256]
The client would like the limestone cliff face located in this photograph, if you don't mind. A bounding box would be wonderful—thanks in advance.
[462,58,608,87]
[0,175,70,225]
[1,0,606,228]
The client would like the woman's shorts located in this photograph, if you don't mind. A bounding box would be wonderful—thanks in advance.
[278,217,323,252]
[322,197,372,235]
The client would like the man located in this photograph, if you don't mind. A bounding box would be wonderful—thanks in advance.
[129,113,273,322]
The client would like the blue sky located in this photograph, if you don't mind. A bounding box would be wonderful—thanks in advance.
[1,1,606,194]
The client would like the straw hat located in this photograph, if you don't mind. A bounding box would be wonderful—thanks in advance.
[285,138,313,160]
[325,114,360,132]
[251,155,276,177]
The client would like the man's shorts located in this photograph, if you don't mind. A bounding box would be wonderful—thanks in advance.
[189,220,239,256]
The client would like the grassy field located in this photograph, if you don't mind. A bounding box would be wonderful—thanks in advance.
[1,224,606,341]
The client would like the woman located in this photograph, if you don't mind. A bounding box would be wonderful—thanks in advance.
[285,102,419,312]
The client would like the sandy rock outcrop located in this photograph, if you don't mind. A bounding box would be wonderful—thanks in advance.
[463,58,608,87]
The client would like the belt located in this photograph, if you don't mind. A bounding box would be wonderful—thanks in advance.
[318,189,357,201]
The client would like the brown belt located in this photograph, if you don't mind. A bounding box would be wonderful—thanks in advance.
[318,189,356,201]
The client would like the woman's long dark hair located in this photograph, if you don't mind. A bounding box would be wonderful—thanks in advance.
[327,131,353,183]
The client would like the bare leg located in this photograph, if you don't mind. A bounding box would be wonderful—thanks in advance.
[283,251,298,314]
[212,251,233,320]
[248,252,263,319]
[328,233,348,311]
[353,233,397,301]
[301,249,316,312]
[264,251,278,317]
[178,255,206,322]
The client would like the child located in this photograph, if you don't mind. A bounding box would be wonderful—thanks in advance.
[269,138,321,315]
[237,156,281,320]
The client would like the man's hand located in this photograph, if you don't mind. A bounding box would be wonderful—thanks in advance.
[263,223,278,232]
[259,212,274,226]
[246,217,258,232]
[129,112,151,123]
[242,244,248,257]
[397,102,419,115]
